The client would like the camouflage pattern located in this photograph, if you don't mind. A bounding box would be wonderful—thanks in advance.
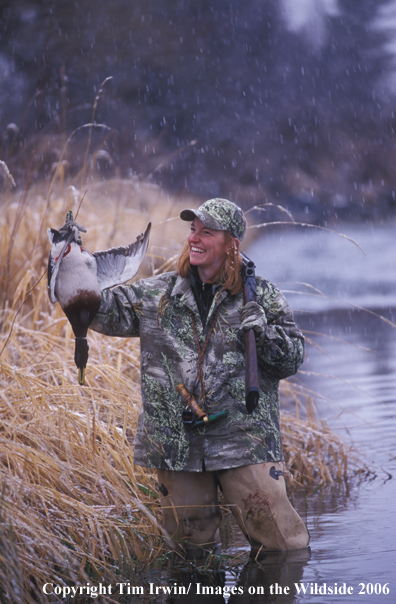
[180,198,247,241]
[90,272,304,472]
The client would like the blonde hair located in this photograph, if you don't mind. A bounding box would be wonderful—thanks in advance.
[177,231,243,295]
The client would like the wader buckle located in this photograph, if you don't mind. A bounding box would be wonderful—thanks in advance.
[270,466,284,481]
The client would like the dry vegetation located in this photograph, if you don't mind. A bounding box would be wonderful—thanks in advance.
[0,173,370,602]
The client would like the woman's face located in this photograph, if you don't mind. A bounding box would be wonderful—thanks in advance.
[187,217,229,280]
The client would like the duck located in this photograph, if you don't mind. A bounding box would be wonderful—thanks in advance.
[47,210,151,385]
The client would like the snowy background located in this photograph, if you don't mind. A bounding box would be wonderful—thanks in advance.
[1,0,396,223]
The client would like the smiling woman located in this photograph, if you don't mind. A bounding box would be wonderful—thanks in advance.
[188,219,231,280]
[177,222,243,296]
[89,198,309,557]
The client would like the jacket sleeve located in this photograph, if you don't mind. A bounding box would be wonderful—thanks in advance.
[89,282,143,338]
[255,279,304,379]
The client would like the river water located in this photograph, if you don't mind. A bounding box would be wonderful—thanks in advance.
[116,222,396,604]
[244,221,396,603]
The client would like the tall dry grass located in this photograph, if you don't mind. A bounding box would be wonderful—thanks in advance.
[0,181,193,602]
[0,176,370,602]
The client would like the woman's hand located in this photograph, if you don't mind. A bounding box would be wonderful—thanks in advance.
[239,301,267,335]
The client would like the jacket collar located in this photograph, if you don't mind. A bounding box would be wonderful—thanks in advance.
[171,272,229,328]
[171,273,196,309]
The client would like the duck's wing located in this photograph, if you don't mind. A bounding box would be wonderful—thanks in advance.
[93,222,151,290]
[48,251,58,304]
[47,228,75,304]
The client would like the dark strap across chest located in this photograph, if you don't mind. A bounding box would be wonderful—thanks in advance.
[189,304,222,407]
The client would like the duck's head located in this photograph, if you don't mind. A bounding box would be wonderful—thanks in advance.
[48,210,87,247]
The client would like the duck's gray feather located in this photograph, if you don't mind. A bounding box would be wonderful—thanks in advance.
[93,222,151,290]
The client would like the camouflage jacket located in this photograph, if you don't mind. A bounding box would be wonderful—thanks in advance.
[90,272,304,471]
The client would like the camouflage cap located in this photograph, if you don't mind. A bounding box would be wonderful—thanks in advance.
[180,198,247,241]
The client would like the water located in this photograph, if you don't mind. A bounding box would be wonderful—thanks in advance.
[247,222,396,602]
[276,308,396,603]
[249,220,396,313]
[116,222,396,603]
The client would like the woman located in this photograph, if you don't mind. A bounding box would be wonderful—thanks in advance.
[90,198,309,555]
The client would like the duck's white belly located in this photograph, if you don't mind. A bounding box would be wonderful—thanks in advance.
[55,248,100,307]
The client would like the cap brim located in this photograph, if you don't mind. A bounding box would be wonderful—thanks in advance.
[180,209,197,222]
[180,208,224,231]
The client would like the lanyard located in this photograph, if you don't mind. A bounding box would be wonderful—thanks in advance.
[189,304,222,407]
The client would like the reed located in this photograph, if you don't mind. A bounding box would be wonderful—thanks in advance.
[0,180,371,601]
